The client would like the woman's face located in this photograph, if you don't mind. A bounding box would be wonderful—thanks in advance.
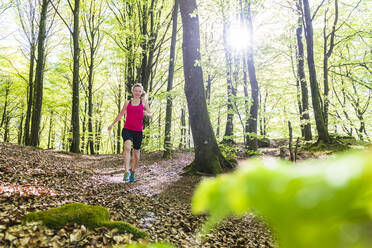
[132,86,142,98]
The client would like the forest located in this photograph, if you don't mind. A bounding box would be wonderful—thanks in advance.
[0,0,371,247]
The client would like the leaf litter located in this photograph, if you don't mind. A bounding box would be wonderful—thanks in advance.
[0,143,275,247]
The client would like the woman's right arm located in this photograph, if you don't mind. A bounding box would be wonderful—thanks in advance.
[108,101,129,131]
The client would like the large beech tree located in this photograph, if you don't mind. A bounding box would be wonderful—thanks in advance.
[179,0,233,174]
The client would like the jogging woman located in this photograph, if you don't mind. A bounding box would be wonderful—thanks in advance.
[108,83,152,182]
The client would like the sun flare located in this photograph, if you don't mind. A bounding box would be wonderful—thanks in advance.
[227,25,250,50]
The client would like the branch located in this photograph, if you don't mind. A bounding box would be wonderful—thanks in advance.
[50,0,73,34]
[311,0,326,20]
[0,55,28,83]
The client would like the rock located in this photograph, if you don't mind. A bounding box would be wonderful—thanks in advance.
[258,137,270,148]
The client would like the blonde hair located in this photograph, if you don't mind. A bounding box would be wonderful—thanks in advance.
[131,83,143,92]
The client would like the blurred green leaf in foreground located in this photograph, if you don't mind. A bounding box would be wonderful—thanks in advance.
[192,150,372,248]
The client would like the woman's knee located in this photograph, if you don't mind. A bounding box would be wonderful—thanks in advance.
[124,142,131,152]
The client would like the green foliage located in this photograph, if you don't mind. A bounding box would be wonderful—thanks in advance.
[23,203,148,238]
[192,150,372,248]
[244,149,263,157]
[218,143,237,164]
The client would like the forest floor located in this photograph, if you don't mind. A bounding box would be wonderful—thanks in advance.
[0,141,329,248]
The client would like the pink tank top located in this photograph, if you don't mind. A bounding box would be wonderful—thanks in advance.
[124,100,144,131]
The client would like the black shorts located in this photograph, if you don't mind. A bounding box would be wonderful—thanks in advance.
[121,128,143,150]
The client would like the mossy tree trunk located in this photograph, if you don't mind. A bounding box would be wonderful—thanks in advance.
[179,0,233,174]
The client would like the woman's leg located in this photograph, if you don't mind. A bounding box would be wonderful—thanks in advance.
[123,140,131,178]
[131,149,140,171]
[129,149,140,182]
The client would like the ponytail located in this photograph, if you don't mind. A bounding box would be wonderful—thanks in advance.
[141,91,147,101]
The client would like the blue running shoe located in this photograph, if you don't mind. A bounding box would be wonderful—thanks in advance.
[123,171,130,181]
[129,169,135,182]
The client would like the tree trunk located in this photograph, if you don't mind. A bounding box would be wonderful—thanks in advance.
[82,0,104,155]
[296,2,312,140]
[70,0,81,153]
[24,44,36,146]
[245,2,259,151]
[242,55,249,146]
[302,0,329,143]
[116,84,122,154]
[18,113,24,145]
[322,0,338,128]
[87,54,95,155]
[179,107,186,149]
[47,110,53,149]
[179,0,233,174]
[3,116,10,143]
[288,121,294,161]
[163,0,178,159]
[1,82,10,129]
[62,112,68,150]
[30,0,49,147]
[222,22,235,144]
[81,98,87,153]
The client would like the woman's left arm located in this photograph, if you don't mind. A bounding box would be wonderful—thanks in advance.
[143,100,152,119]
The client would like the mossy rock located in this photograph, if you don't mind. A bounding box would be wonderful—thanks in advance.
[257,137,270,148]
[23,203,148,238]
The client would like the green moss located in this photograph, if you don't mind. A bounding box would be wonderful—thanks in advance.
[101,221,148,238]
[115,242,174,248]
[23,203,148,238]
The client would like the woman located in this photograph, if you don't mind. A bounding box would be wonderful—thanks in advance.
[108,83,152,182]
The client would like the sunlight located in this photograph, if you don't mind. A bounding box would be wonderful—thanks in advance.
[227,24,250,51]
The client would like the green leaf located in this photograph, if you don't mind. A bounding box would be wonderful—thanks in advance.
[192,150,372,247]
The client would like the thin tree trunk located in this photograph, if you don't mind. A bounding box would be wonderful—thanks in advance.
[222,22,234,144]
[288,121,294,161]
[242,55,249,146]
[18,113,24,144]
[322,0,338,127]
[24,44,36,145]
[30,0,49,147]
[70,0,81,153]
[116,84,122,154]
[179,0,233,174]
[47,110,53,149]
[4,116,10,142]
[296,1,312,140]
[87,54,95,154]
[245,2,259,151]
[1,82,10,129]
[302,0,329,143]
[179,107,186,149]
[81,98,87,153]
[163,0,178,159]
